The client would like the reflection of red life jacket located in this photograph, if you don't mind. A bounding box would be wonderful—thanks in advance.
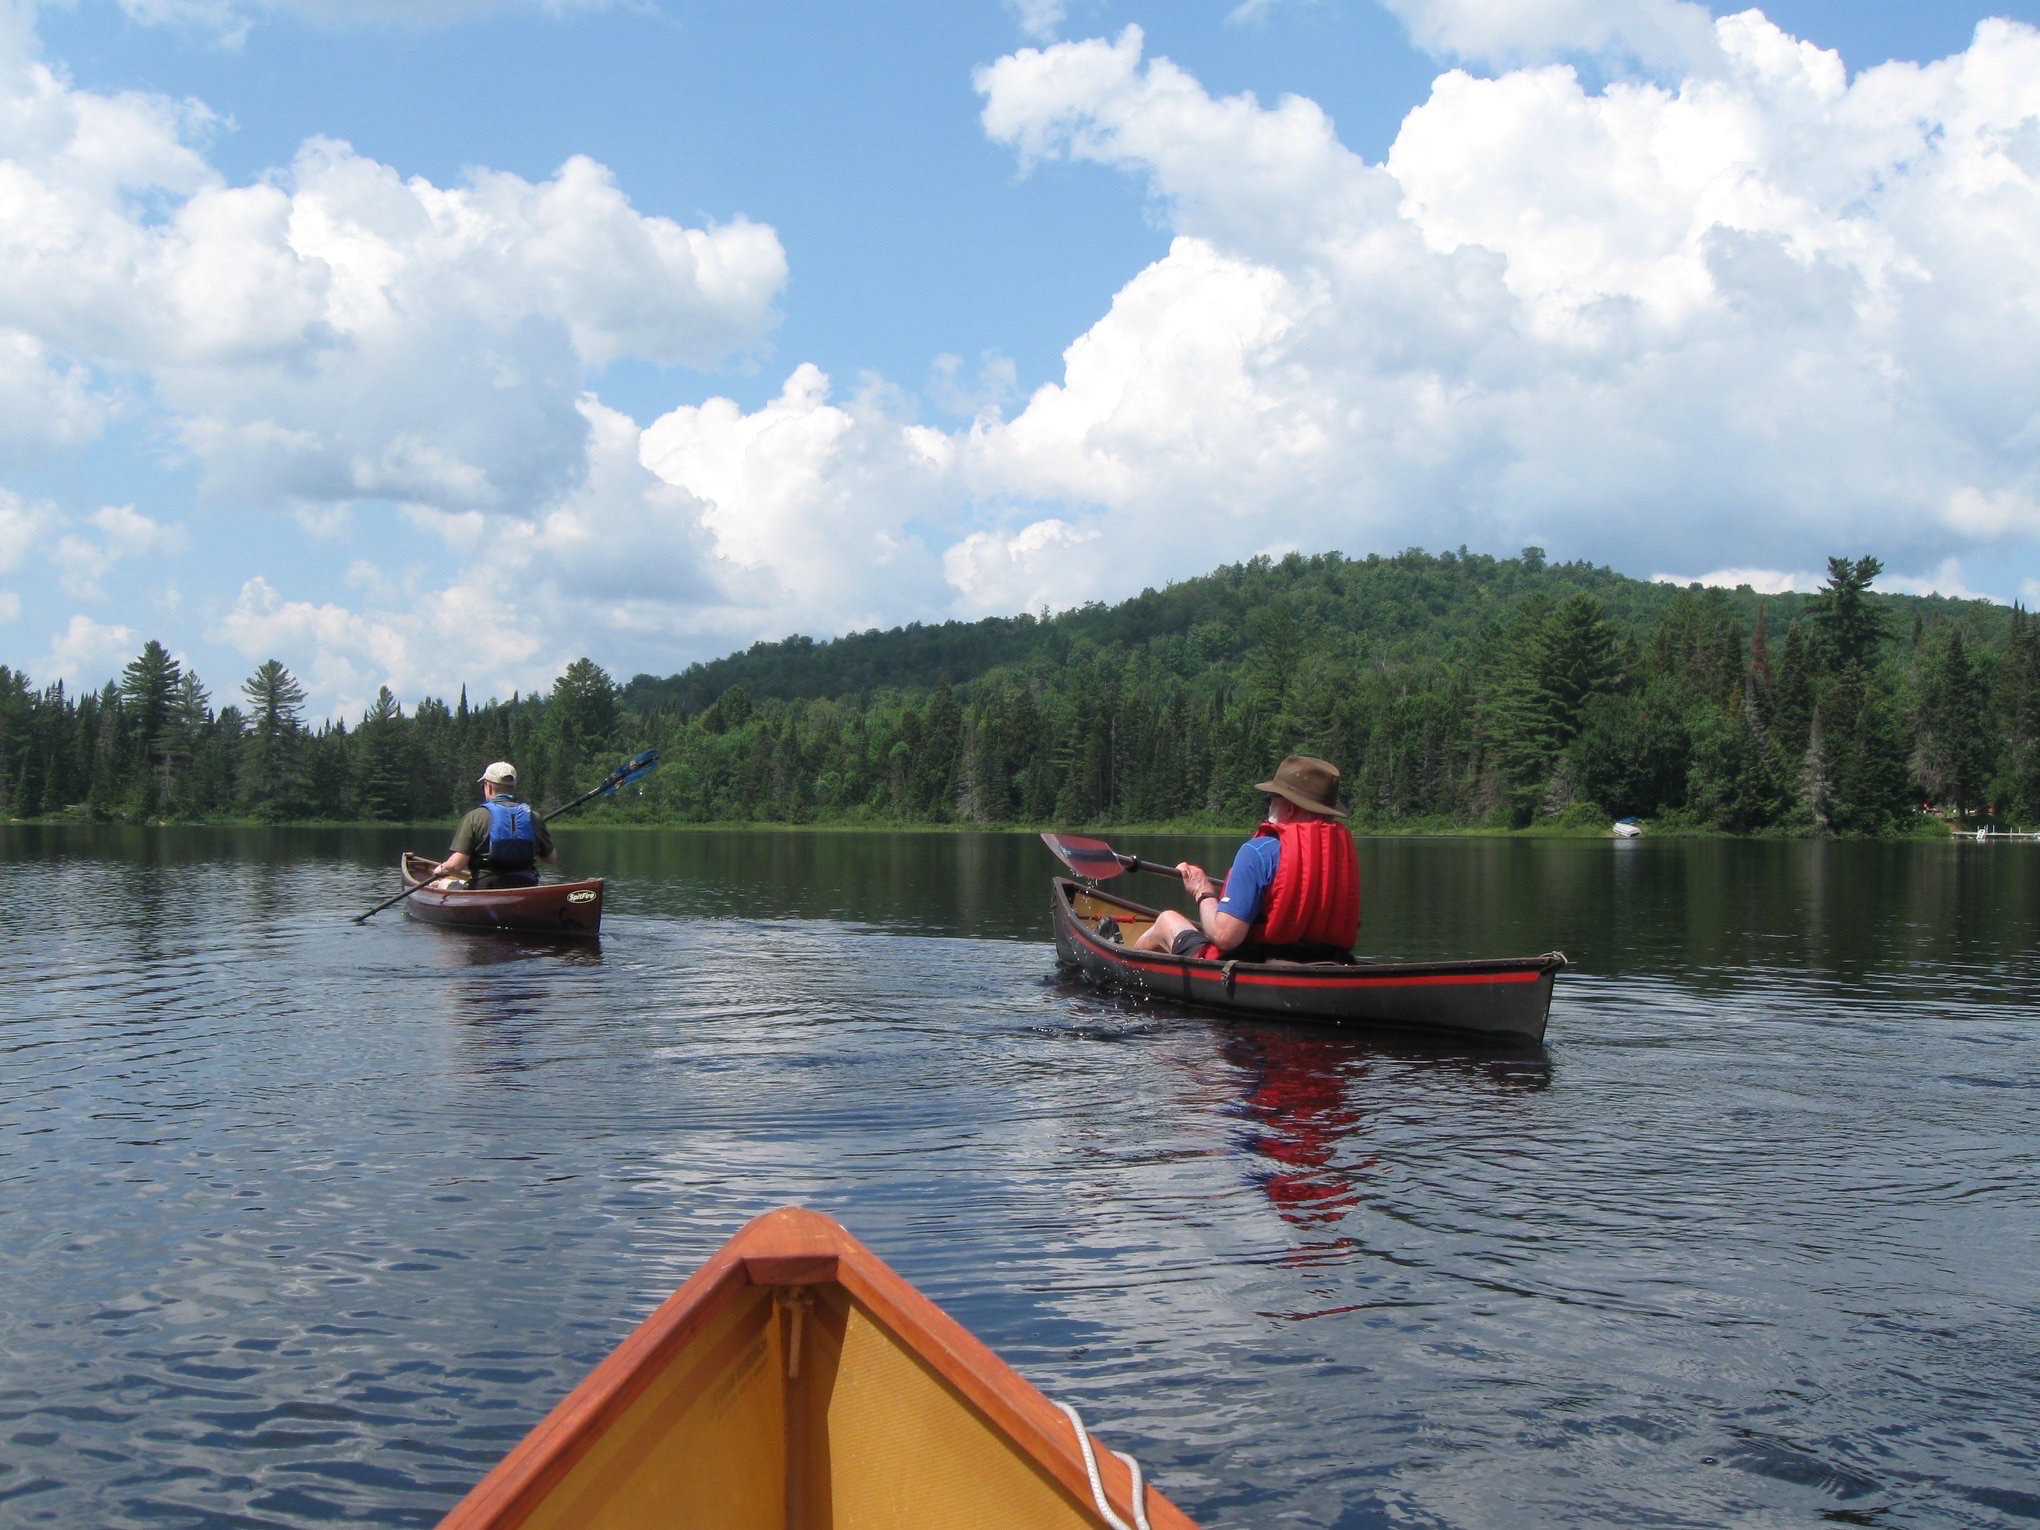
[1203,818,1360,958]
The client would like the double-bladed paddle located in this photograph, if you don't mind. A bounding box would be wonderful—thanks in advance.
[353,750,662,923]
[537,749,662,824]
[1039,831,1185,881]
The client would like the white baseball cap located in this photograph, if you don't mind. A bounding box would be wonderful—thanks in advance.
[478,761,517,787]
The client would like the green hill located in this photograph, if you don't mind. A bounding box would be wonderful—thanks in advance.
[6,546,2034,834]
[620,546,2004,711]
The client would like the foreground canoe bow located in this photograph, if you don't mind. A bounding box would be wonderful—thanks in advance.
[439,1206,1193,1529]
[400,852,604,938]
[1052,877,1563,1043]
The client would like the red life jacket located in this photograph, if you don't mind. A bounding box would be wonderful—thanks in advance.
[1252,818,1360,949]
[1200,817,1360,959]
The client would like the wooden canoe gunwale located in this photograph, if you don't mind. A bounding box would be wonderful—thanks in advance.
[437,1205,1191,1530]
[1051,876,1562,1043]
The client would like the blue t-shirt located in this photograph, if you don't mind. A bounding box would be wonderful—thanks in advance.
[1215,836,1280,924]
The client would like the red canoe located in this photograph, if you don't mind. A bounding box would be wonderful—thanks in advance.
[400,851,604,938]
[1052,876,1562,1043]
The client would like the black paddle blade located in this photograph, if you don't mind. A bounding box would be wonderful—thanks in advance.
[1040,832,1129,879]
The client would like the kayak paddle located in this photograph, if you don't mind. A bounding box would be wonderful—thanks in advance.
[539,749,660,824]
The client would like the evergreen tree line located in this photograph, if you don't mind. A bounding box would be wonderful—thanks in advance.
[4,549,2037,834]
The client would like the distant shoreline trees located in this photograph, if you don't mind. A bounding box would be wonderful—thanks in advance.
[2,548,2033,834]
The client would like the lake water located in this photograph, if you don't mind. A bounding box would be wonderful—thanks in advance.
[1,826,2035,1528]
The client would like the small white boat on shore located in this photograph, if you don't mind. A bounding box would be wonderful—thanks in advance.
[1612,818,1643,839]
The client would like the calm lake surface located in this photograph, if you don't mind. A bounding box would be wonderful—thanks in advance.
[1,826,2035,1528]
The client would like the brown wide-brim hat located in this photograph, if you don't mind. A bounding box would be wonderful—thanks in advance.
[1257,755,1347,818]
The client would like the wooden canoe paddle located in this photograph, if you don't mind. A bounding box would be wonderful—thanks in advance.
[1039,831,1186,881]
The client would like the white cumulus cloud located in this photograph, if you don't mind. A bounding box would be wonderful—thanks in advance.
[0,333,105,467]
[1945,486,2040,539]
[1379,0,1723,72]
[0,27,787,518]
[15,6,2040,716]
[568,14,2040,653]
[639,364,956,636]
[206,395,881,716]
[943,517,1102,616]
[40,612,137,686]
[48,504,189,600]
[1651,566,1819,594]
[0,488,49,572]
[943,17,2040,609]
[1006,0,1065,44]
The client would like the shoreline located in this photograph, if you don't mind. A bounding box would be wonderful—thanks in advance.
[0,816,1980,841]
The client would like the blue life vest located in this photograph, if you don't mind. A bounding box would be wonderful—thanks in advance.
[483,799,537,870]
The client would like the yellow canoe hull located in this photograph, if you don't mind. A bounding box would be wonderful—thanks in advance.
[440,1207,1195,1530]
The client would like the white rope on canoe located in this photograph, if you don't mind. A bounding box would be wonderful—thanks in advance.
[1054,1400,1151,1530]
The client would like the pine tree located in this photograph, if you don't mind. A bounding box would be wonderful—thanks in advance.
[86,682,124,817]
[0,667,37,817]
[1806,555,1891,673]
[1748,602,1774,690]
[1824,663,1910,835]
[1688,686,1782,831]
[166,669,212,815]
[118,640,182,815]
[238,660,309,820]
[1481,594,1619,819]
[544,658,621,801]
[1997,606,2040,822]
[356,686,408,820]
[1910,626,1993,821]
[1772,619,1816,763]
[1536,593,1621,746]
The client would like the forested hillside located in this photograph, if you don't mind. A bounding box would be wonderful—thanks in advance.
[4,547,2036,834]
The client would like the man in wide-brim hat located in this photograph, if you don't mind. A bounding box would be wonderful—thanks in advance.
[1132,755,1361,962]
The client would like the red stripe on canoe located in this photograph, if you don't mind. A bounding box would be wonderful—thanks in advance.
[1077,935,1545,988]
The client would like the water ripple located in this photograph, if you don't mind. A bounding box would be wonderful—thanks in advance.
[1,833,2036,1527]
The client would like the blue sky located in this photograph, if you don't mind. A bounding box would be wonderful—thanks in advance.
[3,0,2039,719]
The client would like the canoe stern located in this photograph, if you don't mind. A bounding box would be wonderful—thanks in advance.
[399,852,605,938]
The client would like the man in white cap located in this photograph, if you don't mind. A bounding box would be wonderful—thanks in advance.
[1133,754,1360,962]
[431,762,557,889]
